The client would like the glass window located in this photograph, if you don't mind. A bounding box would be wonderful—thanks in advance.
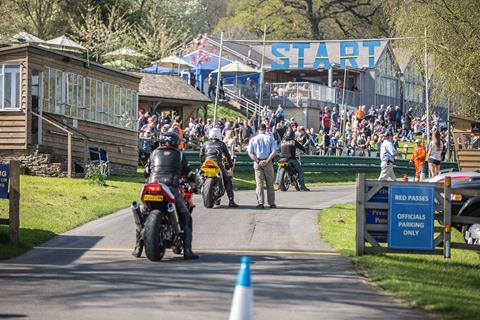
[55,70,63,114]
[96,81,103,122]
[0,65,21,110]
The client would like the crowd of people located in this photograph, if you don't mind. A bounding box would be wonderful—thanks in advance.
[137,102,450,179]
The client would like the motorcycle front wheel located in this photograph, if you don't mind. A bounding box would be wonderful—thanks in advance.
[144,210,166,261]
[202,178,216,208]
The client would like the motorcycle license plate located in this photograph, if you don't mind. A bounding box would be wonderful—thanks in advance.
[144,194,164,201]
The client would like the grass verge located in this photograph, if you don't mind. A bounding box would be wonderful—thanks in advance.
[0,173,144,260]
[318,204,480,319]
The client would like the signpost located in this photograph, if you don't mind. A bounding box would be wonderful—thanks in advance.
[388,185,435,250]
[0,161,20,245]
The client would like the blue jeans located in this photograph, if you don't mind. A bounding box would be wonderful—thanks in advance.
[275,158,305,185]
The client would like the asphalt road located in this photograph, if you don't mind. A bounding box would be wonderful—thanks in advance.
[0,185,430,320]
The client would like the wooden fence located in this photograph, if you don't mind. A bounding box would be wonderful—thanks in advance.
[356,173,480,258]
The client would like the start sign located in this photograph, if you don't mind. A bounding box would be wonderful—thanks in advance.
[388,185,435,250]
[0,164,9,199]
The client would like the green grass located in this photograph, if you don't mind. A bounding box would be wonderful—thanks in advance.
[232,171,378,190]
[318,204,480,319]
[198,103,247,121]
[0,173,144,260]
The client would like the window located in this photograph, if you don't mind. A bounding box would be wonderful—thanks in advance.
[42,67,138,130]
[0,64,21,110]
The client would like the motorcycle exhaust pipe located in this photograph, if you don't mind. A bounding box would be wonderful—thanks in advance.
[167,203,182,236]
[131,201,143,226]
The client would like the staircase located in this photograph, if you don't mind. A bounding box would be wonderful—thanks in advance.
[223,86,263,117]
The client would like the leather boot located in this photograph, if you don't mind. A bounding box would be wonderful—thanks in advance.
[183,228,199,260]
[132,230,144,258]
[300,185,310,191]
[228,197,239,207]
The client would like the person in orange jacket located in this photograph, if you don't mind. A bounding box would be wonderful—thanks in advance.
[410,139,426,181]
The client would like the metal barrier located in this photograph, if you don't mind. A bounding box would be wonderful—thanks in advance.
[355,174,480,258]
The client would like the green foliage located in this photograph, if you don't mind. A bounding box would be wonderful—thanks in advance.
[319,204,480,319]
[386,0,480,119]
[84,163,108,186]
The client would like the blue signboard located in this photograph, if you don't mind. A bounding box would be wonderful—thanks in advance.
[388,185,435,250]
[0,164,9,199]
[367,187,389,243]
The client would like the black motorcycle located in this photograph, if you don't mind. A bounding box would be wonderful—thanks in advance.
[277,158,301,192]
[132,180,194,261]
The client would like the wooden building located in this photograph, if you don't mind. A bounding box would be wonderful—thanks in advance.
[450,114,480,171]
[135,72,211,121]
[0,44,141,176]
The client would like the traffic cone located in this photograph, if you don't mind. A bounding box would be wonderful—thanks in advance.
[229,256,253,320]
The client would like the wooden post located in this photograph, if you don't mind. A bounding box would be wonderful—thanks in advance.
[9,160,20,245]
[443,176,452,258]
[355,173,366,256]
[67,132,72,178]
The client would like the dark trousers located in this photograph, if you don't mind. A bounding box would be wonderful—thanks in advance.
[208,86,216,99]
[220,165,234,200]
[171,188,193,248]
[288,158,305,185]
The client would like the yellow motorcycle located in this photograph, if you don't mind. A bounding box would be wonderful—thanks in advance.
[199,159,225,208]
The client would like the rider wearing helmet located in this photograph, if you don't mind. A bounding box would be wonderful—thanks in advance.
[279,128,310,191]
[133,131,199,260]
[200,127,239,207]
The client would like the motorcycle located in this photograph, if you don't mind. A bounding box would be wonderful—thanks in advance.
[277,158,301,192]
[131,179,195,261]
[199,159,225,208]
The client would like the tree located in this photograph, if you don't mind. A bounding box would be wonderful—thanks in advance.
[70,4,132,61]
[386,0,480,118]
[215,0,388,40]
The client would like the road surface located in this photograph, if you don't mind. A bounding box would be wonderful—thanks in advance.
[0,186,430,319]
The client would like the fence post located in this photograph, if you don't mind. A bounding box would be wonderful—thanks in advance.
[9,160,20,245]
[443,176,452,258]
[355,173,366,256]
[67,132,72,178]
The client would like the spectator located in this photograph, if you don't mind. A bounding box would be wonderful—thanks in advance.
[427,131,443,177]
[321,109,331,134]
[275,104,285,122]
[223,130,238,175]
[188,70,196,87]
[378,131,397,181]
[411,139,426,181]
[207,73,216,99]
[247,123,278,209]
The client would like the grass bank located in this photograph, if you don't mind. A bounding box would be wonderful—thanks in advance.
[0,173,144,260]
[318,204,480,319]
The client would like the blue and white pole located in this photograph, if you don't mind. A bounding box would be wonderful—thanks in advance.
[229,256,253,320]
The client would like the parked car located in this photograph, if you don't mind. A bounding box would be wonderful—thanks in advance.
[450,179,480,245]
[424,170,480,183]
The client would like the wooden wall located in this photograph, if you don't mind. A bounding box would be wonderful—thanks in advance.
[42,113,139,171]
[0,47,28,150]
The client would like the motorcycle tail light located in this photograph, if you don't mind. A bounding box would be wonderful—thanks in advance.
[451,194,462,201]
[204,160,217,168]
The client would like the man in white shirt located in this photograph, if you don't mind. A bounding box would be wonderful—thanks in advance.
[378,131,397,181]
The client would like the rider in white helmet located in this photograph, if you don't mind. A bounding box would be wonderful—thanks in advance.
[200,126,238,207]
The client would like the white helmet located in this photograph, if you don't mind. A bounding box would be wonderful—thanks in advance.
[208,127,223,140]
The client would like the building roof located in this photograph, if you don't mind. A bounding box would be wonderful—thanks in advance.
[132,72,211,104]
[208,37,272,67]
[392,47,413,72]
[0,43,141,83]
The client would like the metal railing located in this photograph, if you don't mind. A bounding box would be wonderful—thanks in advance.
[223,85,263,116]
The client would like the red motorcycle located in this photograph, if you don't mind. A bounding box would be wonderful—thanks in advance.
[132,179,195,261]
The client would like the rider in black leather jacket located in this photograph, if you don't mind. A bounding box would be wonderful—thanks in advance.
[279,129,310,191]
[133,131,199,260]
[200,127,239,207]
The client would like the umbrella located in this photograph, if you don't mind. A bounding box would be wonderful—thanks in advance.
[104,47,146,58]
[12,31,44,43]
[153,56,194,69]
[103,60,137,71]
[211,61,258,74]
[45,35,86,51]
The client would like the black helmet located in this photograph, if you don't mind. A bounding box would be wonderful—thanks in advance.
[159,131,180,148]
[284,129,295,141]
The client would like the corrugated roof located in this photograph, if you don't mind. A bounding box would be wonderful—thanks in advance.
[132,72,211,104]
[208,37,272,66]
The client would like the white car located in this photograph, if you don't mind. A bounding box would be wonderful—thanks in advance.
[423,171,480,183]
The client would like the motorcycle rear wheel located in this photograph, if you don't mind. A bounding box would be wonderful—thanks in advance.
[279,168,290,192]
[202,178,216,208]
[144,210,166,261]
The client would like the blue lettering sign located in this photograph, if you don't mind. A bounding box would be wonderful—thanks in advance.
[388,185,435,250]
[292,43,310,69]
[340,41,359,69]
[0,164,10,199]
[312,42,330,69]
[362,40,381,68]
[271,43,290,70]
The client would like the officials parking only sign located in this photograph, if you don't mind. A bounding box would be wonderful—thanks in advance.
[0,164,9,199]
[388,185,435,250]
